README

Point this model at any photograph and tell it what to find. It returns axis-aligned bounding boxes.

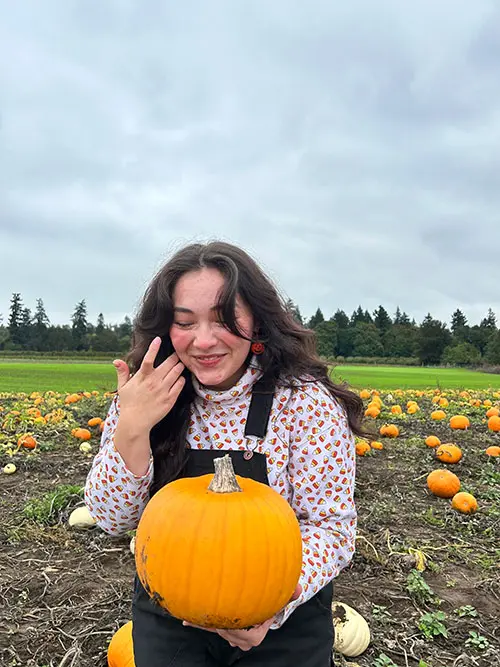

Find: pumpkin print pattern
[84,363,356,628]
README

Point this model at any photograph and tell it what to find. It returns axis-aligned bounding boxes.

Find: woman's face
[170,268,254,390]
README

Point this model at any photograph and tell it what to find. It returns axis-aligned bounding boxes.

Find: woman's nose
[194,324,218,349]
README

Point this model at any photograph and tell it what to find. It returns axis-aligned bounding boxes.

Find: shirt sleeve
[84,394,154,536]
[271,383,357,629]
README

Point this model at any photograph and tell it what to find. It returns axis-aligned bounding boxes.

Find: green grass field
[2,361,500,393]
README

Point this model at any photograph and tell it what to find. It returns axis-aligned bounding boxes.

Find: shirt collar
[192,356,263,405]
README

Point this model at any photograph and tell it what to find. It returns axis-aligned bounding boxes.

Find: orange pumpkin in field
[485,446,500,457]
[435,444,463,464]
[487,415,500,432]
[73,428,92,441]
[485,407,500,418]
[107,620,135,666]
[356,441,371,456]
[88,417,103,427]
[17,434,37,450]
[431,410,447,421]
[451,492,478,514]
[379,424,399,438]
[449,415,470,430]
[425,436,441,448]
[427,469,461,498]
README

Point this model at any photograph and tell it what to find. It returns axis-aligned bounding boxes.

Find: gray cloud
[1,0,500,329]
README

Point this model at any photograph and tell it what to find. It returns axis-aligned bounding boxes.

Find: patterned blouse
[84,362,357,628]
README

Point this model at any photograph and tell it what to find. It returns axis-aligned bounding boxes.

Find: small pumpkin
[3,463,16,475]
[407,403,419,414]
[68,505,97,529]
[73,428,92,441]
[435,444,462,464]
[451,492,478,514]
[487,415,500,432]
[134,454,302,629]
[17,434,37,450]
[356,441,371,456]
[485,407,500,418]
[425,435,441,448]
[379,424,399,438]
[108,620,135,667]
[391,405,402,414]
[449,415,470,430]
[88,417,103,427]
[431,410,447,421]
[332,602,370,657]
[359,390,371,400]
[485,445,500,457]
[427,469,461,498]
[370,441,384,450]
[364,406,380,418]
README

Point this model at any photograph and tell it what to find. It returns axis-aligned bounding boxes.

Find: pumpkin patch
[1,383,499,666]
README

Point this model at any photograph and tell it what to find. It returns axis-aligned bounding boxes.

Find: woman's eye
[174,322,193,328]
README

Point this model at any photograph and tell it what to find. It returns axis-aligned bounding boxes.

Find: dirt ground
[1,402,499,667]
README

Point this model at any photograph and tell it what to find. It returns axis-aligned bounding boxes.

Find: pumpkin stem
[208,455,242,493]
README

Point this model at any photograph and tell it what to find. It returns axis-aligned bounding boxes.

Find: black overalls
[132,379,335,666]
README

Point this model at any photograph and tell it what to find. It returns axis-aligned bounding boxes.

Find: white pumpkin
[332,602,370,657]
[130,535,136,555]
[3,463,16,475]
[68,505,96,529]
[79,442,92,454]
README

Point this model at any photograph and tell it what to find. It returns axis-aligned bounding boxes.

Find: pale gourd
[3,463,16,475]
[332,602,370,657]
[68,505,96,529]
[129,535,136,555]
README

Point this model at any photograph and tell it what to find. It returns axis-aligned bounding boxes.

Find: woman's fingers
[139,336,162,374]
[113,360,131,390]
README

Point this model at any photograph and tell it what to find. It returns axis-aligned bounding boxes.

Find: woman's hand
[113,336,186,434]
[183,584,302,651]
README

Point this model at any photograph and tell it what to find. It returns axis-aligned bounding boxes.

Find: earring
[251,342,265,355]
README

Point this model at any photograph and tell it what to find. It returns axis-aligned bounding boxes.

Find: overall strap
[244,376,276,438]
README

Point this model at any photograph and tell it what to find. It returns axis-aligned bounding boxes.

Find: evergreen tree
[480,308,497,331]
[285,298,304,325]
[373,305,392,333]
[352,322,384,357]
[71,299,89,351]
[96,312,105,334]
[485,330,500,365]
[332,309,349,329]
[314,321,337,358]
[307,308,325,329]
[451,308,468,342]
[417,314,452,365]
[8,293,23,346]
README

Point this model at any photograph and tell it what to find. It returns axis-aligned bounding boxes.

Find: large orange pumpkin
[435,443,463,464]
[487,415,500,432]
[427,469,461,498]
[134,454,302,629]
[73,428,92,441]
[107,620,135,666]
[449,415,470,430]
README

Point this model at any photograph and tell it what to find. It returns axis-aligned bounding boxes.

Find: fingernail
[153,336,161,344]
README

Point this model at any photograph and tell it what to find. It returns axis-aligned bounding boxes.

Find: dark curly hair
[126,241,367,495]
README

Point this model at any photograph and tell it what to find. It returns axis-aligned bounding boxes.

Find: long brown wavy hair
[126,241,367,495]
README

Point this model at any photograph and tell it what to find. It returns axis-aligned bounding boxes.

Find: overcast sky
[2,0,500,328]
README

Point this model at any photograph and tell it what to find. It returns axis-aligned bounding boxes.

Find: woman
[85,241,365,666]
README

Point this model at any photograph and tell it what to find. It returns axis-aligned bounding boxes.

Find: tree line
[285,300,500,367]
[1,293,500,367]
